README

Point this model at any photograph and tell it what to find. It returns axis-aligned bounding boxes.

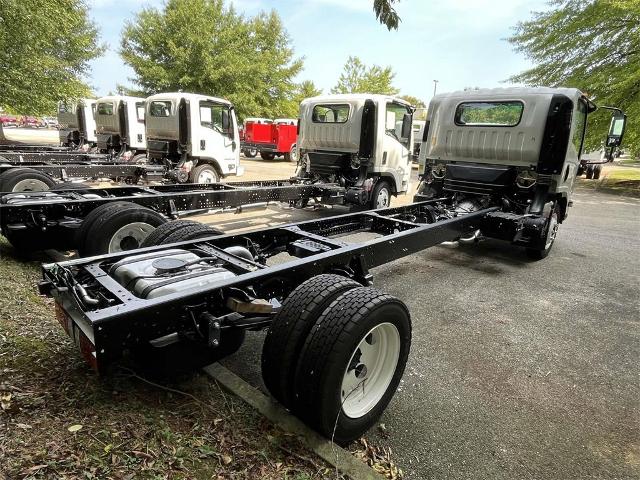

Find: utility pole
[433,80,439,97]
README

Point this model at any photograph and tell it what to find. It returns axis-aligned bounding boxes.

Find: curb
[203,363,386,480]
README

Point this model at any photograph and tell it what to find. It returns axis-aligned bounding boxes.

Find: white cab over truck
[145,92,244,183]
[415,87,627,258]
[94,95,147,160]
[57,99,97,148]
[297,94,414,209]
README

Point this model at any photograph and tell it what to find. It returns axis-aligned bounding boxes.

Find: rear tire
[260,152,276,161]
[0,168,56,192]
[141,220,223,247]
[77,202,168,256]
[262,274,362,409]
[243,148,258,158]
[190,164,220,184]
[593,165,602,180]
[293,287,411,445]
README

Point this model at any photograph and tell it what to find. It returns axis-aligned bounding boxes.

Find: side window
[136,102,145,123]
[312,104,350,123]
[572,100,587,155]
[385,102,411,147]
[455,101,524,126]
[149,101,172,117]
[199,101,230,137]
[97,103,113,115]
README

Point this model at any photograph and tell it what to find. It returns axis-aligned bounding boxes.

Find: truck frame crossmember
[40,199,496,372]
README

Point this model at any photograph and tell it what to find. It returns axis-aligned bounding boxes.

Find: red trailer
[241,118,298,161]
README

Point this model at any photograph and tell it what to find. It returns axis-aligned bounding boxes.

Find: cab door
[378,101,412,193]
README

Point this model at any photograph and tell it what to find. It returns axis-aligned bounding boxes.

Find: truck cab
[415,87,626,258]
[57,98,97,148]
[94,95,147,159]
[297,94,414,208]
[145,92,243,183]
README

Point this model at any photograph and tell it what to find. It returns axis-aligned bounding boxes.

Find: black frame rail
[40,200,497,371]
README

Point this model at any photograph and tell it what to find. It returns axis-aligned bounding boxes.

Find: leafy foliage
[120,0,303,119]
[508,0,640,155]
[0,0,102,115]
[457,102,523,126]
[399,95,426,108]
[331,56,399,95]
[373,0,401,30]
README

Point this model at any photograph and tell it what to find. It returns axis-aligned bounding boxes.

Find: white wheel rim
[197,169,218,183]
[12,178,51,192]
[290,144,297,162]
[545,211,559,250]
[341,322,400,419]
[376,187,390,209]
[108,222,156,253]
[249,148,257,156]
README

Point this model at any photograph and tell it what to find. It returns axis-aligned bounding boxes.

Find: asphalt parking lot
[210,160,640,479]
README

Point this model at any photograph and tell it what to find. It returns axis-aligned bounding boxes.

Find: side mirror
[401,113,413,139]
[222,109,232,134]
[606,112,626,148]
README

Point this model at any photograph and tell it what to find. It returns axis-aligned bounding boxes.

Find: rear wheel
[293,287,411,445]
[593,165,602,180]
[190,164,220,184]
[283,144,297,162]
[243,148,258,158]
[142,220,223,246]
[77,202,168,256]
[262,274,362,409]
[260,152,276,161]
[0,168,56,192]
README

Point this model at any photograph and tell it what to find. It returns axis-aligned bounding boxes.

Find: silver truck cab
[298,94,414,208]
[94,95,147,158]
[415,87,626,258]
[145,92,243,183]
[57,98,97,148]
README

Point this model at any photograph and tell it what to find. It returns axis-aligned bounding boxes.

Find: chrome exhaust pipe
[440,229,481,248]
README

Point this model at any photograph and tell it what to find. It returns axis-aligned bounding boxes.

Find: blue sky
[88,0,547,103]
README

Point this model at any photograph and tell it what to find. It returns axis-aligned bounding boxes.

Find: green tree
[508,0,640,155]
[331,56,399,95]
[120,0,303,119]
[0,0,102,116]
[374,0,401,30]
[279,80,323,118]
[399,95,425,108]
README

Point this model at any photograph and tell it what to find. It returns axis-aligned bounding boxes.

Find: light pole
[433,80,439,97]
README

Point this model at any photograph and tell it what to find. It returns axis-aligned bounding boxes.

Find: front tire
[293,287,411,445]
[370,180,392,209]
[526,203,560,260]
[190,164,220,184]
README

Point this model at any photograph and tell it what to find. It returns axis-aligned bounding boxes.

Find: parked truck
[414,87,626,259]
[94,95,147,160]
[297,94,415,209]
[58,98,98,148]
[145,92,244,183]
[35,87,624,446]
[239,117,272,158]
[241,117,298,161]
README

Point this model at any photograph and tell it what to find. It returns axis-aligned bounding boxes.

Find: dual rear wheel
[262,274,411,445]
